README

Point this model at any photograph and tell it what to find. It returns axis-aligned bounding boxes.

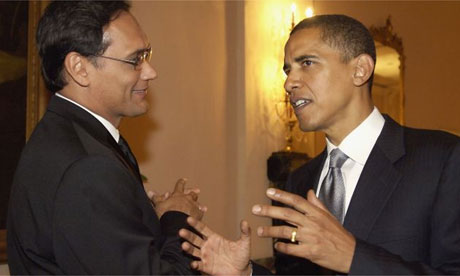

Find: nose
[140,61,157,81]
[284,71,302,96]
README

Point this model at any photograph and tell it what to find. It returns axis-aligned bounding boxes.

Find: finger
[174,178,187,193]
[186,191,198,201]
[184,187,200,195]
[147,190,155,200]
[147,191,165,204]
[265,188,316,215]
[181,241,202,258]
[252,204,306,226]
[256,225,296,241]
[198,205,208,213]
[274,241,303,258]
[155,192,171,203]
[190,260,202,270]
[240,220,251,241]
[186,216,214,238]
[307,189,329,213]
[179,228,205,248]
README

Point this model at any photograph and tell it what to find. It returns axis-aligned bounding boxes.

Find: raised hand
[179,217,252,276]
[151,178,206,219]
[252,188,356,273]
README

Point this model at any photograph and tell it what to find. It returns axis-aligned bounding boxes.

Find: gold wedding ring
[290,229,297,243]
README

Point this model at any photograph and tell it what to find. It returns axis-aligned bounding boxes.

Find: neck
[59,87,121,128]
[326,98,374,146]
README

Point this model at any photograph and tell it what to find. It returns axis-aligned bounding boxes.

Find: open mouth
[132,88,148,94]
[291,98,311,110]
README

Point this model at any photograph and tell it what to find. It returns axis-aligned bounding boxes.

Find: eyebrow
[294,54,318,63]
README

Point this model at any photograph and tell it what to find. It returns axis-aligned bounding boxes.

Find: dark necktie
[318,148,348,223]
[118,135,140,175]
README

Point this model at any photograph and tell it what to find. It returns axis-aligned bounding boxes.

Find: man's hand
[252,188,356,273]
[149,178,206,219]
[179,217,252,276]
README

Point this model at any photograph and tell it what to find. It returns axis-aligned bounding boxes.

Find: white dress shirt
[55,93,120,143]
[315,107,385,215]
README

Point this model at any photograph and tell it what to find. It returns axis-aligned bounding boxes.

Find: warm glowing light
[305,7,314,18]
[290,3,297,29]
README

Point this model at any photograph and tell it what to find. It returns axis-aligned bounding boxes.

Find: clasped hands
[180,188,356,275]
[147,178,207,220]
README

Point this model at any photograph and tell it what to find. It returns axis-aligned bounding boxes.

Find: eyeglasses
[94,46,152,70]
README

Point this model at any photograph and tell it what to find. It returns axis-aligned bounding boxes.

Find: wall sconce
[306,7,314,18]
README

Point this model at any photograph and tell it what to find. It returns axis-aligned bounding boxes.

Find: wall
[124,0,240,245]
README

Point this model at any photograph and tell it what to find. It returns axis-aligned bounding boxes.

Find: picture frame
[0,0,49,264]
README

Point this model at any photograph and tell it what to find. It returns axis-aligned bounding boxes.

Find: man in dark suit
[178,14,460,275]
[7,1,204,274]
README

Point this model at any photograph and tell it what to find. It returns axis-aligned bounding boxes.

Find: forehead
[103,11,149,53]
[284,27,337,60]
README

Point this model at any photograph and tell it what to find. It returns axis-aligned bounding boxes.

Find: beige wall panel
[125,1,239,245]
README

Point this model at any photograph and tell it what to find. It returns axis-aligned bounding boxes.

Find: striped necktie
[118,135,140,176]
[318,148,348,223]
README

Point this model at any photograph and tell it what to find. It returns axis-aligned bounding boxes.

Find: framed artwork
[0,1,49,263]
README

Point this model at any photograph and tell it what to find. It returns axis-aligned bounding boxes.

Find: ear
[63,52,90,87]
[352,54,374,87]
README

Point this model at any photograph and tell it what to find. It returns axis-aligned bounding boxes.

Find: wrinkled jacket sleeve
[53,155,197,275]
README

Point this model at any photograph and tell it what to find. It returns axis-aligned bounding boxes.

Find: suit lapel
[48,95,142,183]
[311,150,327,194]
[343,116,405,240]
[288,150,326,198]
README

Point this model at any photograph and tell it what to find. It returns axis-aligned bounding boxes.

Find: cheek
[312,72,346,103]
[107,68,139,85]
[125,75,142,91]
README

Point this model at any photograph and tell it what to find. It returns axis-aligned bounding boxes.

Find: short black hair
[291,14,376,89]
[37,0,131,93]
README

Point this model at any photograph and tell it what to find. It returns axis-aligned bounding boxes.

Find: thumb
[147,190,155,200]
[174,178,187,193]
[148,191,169,204]
[307,189,329,212]
[239,220,251,242]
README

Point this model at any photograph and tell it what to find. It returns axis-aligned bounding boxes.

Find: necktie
[118,135,140,175]
[318,148,348,223]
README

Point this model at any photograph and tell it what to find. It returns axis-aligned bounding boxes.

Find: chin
[136,108,149,116]
[298,121,318,133]
[128,106,149,118]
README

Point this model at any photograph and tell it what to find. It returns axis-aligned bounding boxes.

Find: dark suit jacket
[267,115,460,275]
[7,96,196,275]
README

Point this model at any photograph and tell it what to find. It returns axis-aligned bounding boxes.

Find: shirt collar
[55,93,120,142]
[326,107,385,165]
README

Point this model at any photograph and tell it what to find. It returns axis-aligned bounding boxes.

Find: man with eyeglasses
[7,1,203,275]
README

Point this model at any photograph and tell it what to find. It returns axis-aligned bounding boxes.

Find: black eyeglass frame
[94,46,152,69]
